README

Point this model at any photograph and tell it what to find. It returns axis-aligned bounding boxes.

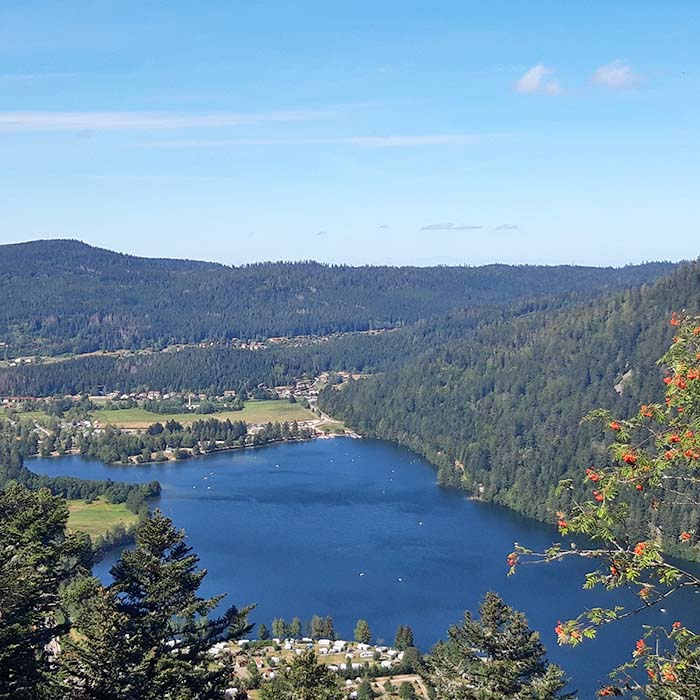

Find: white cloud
[495,224,519,231]
[420,223,482,231]
[138,134,486,149]
[593,60,638,88]
[515,64,561,94]
[0,110,329,132]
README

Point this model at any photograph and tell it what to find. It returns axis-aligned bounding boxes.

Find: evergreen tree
[356,678,376,699]
[354,619,372,644]
[310,615,325,639]
[289,616,302,638]
[258,623,270,640]
[394,624,404,649]
[58,511,252,699]
[0,485,89,700]
[259,650,342,700]
[272,618,287,639]
[394,624,414,651]
[397,646,420,674]
[58,577,139,699]
[383,679,397,694]
[398,682,418,700]
[323,615,335,640]
[245,660,262,690]
[424,592,574,700]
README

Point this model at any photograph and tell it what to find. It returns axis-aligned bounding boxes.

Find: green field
[0,408,52,423]
[67,498,138,538]
[317,419,347,434]
[91,400,315,429]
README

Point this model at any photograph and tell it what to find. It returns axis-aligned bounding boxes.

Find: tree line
[0,238,673,357]
[0,420,158,513]
[260,615,413,649]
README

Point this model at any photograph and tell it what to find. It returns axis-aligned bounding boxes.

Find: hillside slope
[0,239,677,356]
[319,261,700,542]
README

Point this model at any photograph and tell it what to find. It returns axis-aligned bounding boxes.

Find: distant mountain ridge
[0,239,680,357]
[0,239,223,271]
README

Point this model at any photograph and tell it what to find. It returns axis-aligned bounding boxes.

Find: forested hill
[0,239,677,357]
[318,261,700,543]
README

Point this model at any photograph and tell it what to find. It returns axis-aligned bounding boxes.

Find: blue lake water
[31,438,700,697]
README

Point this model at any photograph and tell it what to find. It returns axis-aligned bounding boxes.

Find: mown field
[66,497,138,538]
[90,400,316,429]
[0,408,51,423]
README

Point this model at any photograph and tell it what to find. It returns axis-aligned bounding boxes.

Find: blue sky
[1,1,698,266]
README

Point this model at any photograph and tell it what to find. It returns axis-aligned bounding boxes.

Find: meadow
[66,497,138,538]
[89,400,316,429]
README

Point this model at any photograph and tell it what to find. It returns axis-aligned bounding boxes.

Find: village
[0,371,365,466]
[211,636,428,699]
[0,368,366,416]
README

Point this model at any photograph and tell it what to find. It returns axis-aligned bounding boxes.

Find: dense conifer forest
[0,239,676,356]
[318,261,700,550]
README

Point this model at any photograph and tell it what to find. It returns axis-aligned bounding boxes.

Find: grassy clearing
[67,497,138,538]
[235,400,316,424]
[0,408,51,423]
[90,400,315,429]
[89,407,163,428]
[317,419,347,434]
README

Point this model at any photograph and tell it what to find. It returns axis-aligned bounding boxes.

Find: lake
[31,438,700,697]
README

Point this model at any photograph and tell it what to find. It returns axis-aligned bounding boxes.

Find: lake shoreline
[29,428,363,468]
[30,438,700,700]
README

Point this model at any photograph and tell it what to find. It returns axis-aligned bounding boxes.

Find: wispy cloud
[138,134,485,149]
[593,60,639,88]
[378,224,389,229]
[315,230,327,237]
[420,223,482,231]
[0,72,78,82]
[495,224,519,231]
[339,135,482,147]
[0,110,330,133]
[515,64,561,94]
